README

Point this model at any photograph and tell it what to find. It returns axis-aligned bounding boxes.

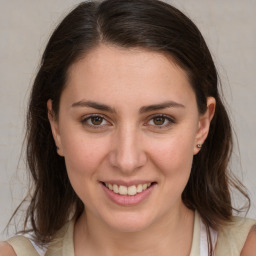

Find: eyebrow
[71,100,185,113]
[139,101,185,113]
[71,100,116,113]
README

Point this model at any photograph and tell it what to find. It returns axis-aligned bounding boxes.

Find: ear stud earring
[196,144,202,148]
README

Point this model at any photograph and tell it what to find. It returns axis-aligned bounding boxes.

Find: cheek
[146,130,196,195]
[60,132,110,206]
[149,134,195,171]
[61,131,108,177]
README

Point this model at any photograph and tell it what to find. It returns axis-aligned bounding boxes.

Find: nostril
[108,139,147,172]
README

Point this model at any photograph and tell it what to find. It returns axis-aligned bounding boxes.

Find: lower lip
[101,183,156,206]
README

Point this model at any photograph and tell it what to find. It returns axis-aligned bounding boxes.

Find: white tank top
[24,236,47,256]
[25,217,218,256]
[199,217,218,255]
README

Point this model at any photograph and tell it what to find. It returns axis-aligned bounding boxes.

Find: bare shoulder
[0,242,17,256]
[241,225,256,256]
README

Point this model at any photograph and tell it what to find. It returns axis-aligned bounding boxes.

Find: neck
[74,204,194,256]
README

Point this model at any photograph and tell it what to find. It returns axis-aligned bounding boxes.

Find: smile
[101,181,156,206]
[104,182,152,196]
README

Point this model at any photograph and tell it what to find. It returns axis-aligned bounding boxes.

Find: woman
[1,0,255,255]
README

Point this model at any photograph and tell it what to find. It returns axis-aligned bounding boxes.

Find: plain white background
[0,0,255,240]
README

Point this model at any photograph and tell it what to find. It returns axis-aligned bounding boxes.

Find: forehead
[63,44,196,108]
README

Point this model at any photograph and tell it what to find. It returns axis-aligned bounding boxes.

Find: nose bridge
[109,123,146,173]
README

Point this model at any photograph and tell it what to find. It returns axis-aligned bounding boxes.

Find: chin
[102,212,155,233]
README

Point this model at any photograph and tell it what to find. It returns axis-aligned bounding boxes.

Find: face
[48,44,215,232]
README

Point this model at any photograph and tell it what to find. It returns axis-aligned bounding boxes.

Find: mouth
[101,182,157,196]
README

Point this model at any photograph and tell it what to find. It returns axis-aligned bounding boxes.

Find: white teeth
[128,185,137,196]
[142,184,148,190]
[119,185,128,195]
[137,184,143,193]
[113,184,118,193]
[105,182,152,196]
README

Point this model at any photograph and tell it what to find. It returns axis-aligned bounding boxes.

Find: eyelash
[81,114,110,129]
[81,114,175,129]
[146,114,175,129]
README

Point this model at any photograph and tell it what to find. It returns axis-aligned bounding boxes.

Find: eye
[151,116,166,125]
[147,115,175,128]
[81,114,110,128]
[90,116,104,125]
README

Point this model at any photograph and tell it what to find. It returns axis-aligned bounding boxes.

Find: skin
[48,44,215,255]
[2,231,256,256]
[241,226,256,256]
[0,242,16,255]
[1,44,255,255]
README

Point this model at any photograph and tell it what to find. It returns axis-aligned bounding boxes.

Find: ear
[47,99,64,156]
[193,97,216,155]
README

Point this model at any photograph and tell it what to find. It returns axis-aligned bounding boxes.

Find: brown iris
[91,116,103,125]
[153,116,165,125]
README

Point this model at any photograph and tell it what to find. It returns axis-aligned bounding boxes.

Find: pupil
[92,116,103,125]
[154,117,165,125]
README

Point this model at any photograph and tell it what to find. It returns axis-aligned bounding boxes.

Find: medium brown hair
[11,0,249,253]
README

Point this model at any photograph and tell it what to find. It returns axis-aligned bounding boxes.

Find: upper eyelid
[80,113,175,126]
[145,115,176,130]
[81,114,111,126]
[146,114,175,122]
[82,113,108,120]
[81,113,174,119]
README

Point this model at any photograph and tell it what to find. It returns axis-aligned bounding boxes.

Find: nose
[108,125,147,174]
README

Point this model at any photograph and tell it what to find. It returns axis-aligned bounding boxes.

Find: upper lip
[101,180,156,187]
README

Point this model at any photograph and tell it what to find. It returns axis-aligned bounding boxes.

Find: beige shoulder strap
[6,219,75,256]
[215,217,256,255]
[190,210,200,256]
[45,219,75,256]
[7,235,39,256]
